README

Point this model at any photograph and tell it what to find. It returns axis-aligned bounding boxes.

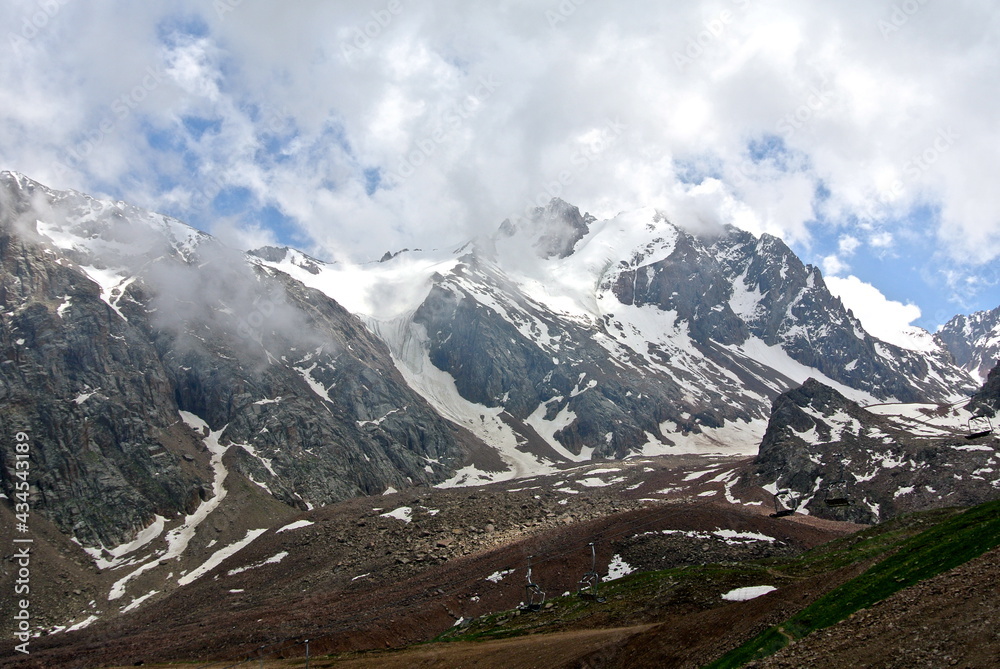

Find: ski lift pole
[524,555,546,611]
[578,542,605,602]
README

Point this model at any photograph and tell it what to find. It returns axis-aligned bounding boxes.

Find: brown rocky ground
[0,454,858,668]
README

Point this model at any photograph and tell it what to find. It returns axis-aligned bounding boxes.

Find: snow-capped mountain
[0,172,988,559]
[258,199,979,485]
[937,306,1000,383]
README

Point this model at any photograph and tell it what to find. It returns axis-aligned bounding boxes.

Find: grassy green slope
[707,498,1000,668]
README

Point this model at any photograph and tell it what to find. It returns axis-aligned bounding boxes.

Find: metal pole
[305,639,310,669]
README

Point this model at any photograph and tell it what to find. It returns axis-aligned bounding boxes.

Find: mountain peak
[497,197,594,259]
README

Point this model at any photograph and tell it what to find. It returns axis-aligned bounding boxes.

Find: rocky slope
[748,370,1000,523]
[746,545,1000,669]
[0,457,855,668]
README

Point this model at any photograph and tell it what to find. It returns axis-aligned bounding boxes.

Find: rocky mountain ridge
[260,199,980,483]
[937,305,1000,382]
[749,368,1000,524]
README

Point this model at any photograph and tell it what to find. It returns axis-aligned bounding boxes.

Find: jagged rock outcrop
[750,378,999,524]
[937,307,1000,382]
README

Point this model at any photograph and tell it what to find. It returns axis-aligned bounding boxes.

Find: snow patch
[381,506,414,523]
[276,519,314,533]
[722,585,777,601]
[605,554,635,581]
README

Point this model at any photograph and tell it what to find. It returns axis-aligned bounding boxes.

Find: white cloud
[0,0,997,297]
[826,275,934,351]
[869,230,894,249]
[838,235,860,256]
[822,254,850,277]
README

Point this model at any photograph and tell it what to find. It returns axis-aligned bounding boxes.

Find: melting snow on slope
[227,551,289,576]
[76,266,136,321]
[65,616,99,632]
[108,412,231,601]
[486,569,515,583]
[605,554,635,581]
[866,402,972,437]
[381,506,414,523]
[575,476,626,487]
[526,397,592,463]
[734,338,884,405]
[722,585,777,601]
[80,514,166,570]
[120,590,159,614]
[664,418,768,457]
[367,317,557,482]
[276,519,314,533]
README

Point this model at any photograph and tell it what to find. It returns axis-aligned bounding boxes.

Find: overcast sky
[2,0,998,340]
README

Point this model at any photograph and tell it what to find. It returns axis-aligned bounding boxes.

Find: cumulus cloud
[0,0,997,312]
[822,254,850,277]
[826,275,927,349]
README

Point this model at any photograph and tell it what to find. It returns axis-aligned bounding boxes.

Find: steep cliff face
[967,361,1000,417]
[0,205,205,546]
[0,172,488,547]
